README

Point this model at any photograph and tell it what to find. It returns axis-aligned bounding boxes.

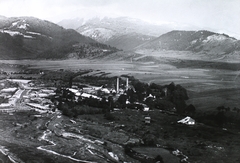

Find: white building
[177,116,195,125]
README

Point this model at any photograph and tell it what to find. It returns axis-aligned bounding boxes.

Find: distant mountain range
[136,30,240,55]
[0,15,239,60]
[59,17,175,50]
[58,17,240,56]
[0,16,117,59]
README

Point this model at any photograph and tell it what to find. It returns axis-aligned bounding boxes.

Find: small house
[177,116,195,125]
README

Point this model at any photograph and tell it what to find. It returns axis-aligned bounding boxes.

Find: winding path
[37,130,97,163]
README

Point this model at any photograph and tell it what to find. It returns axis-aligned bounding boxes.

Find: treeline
[73,43,118,58]
[195,105,240,128]
[54,88,114,118]
[90,42,118,51]
[117,80,194,114]
[38,43,75,59]
[74,75,122,88]
[37,42,119,59]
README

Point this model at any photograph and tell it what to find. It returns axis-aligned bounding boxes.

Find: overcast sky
[0,0,240,38]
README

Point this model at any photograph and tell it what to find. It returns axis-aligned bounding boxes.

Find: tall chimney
[116,77,119,93]
[163,88,168,97]
[126,78,129,90]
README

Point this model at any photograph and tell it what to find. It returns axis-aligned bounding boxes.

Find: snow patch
[81,28,116,42]
[27,31,41,35]
[11,20,29,30]
[18,23,29,30]
[0,30,34,38]
[23,35,34,38]
[203,34,228,43]
[0,30,21,36]
[11,21,21,27]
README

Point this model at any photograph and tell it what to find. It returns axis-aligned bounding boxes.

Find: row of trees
[54,88,114,117]
[70,43,118,58]
[117,80,193,114]
[196,106,240,127]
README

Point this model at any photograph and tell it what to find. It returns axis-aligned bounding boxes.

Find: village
[0,61,194,123]
[0,73,197,126]
[0,73,199,162]
[0,74,198,162]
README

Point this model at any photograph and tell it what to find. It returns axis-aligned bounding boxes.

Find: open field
[1,57,239,111]
[135,49,240,63]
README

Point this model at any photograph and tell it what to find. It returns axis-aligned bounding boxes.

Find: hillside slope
[0,16,117,59]
[136,30,240,56]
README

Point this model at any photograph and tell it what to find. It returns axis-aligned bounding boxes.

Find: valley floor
[1,56,239,111]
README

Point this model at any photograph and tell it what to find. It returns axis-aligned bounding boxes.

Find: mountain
[0,15,7,20]
[58,18,85,30]
[0,16,117,59]
[136,30,240,55]
[62,17,176,50]
[105,32,155,51]
[76,17,171,36]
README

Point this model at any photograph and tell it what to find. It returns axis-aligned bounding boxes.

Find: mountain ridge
[136,30,240,56]
[0,16,118,59]
[1,16,239,61]
[60,17,176,50]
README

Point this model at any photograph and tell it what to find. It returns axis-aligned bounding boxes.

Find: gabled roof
[178,116,195,125]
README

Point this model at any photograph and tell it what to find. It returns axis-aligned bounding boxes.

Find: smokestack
[126,78,129,90]
[116,77,119,93]
[163,88,168,97]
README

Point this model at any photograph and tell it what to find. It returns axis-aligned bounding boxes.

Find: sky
[0,0,240,38]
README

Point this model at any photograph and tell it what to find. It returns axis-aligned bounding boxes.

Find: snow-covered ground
[0,30,21,36]
[0,30,35,39]
[11,20,29,30]
[27,31,41,35]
